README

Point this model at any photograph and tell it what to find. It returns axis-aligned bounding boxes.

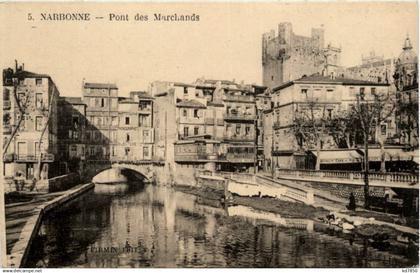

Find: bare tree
[2,78,31,160]
[31,90,56,190]
[349,90,396,209]
[289,101,330,170]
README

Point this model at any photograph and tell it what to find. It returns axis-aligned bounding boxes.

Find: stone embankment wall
[3,173,81,193]
[306,181,385,203]
[39,173,81,193]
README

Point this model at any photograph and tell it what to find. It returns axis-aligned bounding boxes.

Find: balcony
[15,153,55,162]
[175,153,222,162]
[224,94,255,103]
[3,100,10,110]
[224,134,255,142]
[224,113,256,121]
[3,125,11,134]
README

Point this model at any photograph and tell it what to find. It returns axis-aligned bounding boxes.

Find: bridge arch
[87,162,156,183]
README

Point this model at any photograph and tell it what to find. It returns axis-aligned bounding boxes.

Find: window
[139,101,149,110]
[35,78,42,85]
[90,146,95,156]
[371,87,376,95]
[235,125,241,135]
[86,131,91,141]
[183,109,188,117]
[126,133,130,142]
[35,93,43,108]
[101,98,105,107]
[381,125,387,136]
[194,109,199,118]
[73,131,79,140]
[359,87,365,99]
[143,130,149,140]
[301,89,307,94]
[143,147,149,158]
[271,75,274,81]
[125,147,130,156]
[184,87,188,95]
[72,116,79,128]
[184,127,189,137]
[35,116,43,131]
[327,89,333,92]
[125,116,130,125]
[3,88,10,101]
[327,109,333,119]
[245,126,251,135]
[194,127,199,135]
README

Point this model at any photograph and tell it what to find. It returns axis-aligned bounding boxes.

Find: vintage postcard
[0,1,418,269]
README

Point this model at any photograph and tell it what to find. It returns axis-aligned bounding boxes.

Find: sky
[0,2,418,97]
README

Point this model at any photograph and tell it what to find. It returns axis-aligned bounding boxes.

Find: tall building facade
[262,22,342,89]
[57,97,87,174]
[345,51,396,85]
[82,82,119,161]
[2,64,60,181]
[269,74,391,169]
[151,78,259,181]
[115,91,154,161]
[393,36,418,147]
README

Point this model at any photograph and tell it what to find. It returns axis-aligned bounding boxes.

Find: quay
[196,170,419,236]
[5,183,94,268]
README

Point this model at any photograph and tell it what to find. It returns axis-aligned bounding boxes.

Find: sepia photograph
[0,1,418,269]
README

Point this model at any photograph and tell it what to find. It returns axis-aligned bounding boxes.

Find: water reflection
[26,183,417,268]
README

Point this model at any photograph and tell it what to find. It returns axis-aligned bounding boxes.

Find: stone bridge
[82,160,167,183]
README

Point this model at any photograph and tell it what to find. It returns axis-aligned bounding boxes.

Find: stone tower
[262,22,341,89]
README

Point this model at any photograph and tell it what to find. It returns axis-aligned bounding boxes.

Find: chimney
[22,63,24,71]
[14,60,18,72]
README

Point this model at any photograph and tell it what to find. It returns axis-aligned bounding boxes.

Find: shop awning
[366,148,418,162]
[311,150,362,164]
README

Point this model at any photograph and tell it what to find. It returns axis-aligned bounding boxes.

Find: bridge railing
[275,168,419,185]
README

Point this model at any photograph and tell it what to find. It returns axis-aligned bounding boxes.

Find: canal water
[26,182,417,268]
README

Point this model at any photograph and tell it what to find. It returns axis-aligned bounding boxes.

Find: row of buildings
[2,22,418,182]
[261,22,418,172]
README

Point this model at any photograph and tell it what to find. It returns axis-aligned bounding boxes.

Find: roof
[118,97,137,104]
[176,99,206,108]
[13,70,51,79]
[203,79,238,85]
[130,91,154,100]
[84,82,118,89]
[59,96,85,105]
[273,73,389,92]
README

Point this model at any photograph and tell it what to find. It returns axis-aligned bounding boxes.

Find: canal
[26,182,417,268]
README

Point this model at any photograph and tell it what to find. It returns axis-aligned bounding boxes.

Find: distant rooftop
[273,73,390,92]
[130,91,154,100]
[84,82,118,89]
[59,96,85,105]
[176,99,206,108]
[13,70,51,79]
